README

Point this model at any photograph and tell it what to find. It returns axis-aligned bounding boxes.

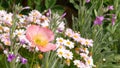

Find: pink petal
[38,43,56,52]
[38,27,54,41]
[26,25,39,40]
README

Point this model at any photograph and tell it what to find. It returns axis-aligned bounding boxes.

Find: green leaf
[52,5,64,15]
[0,54,3,60]
[69,0,79,9]
[45,0,56,9]
[0,6,4,10]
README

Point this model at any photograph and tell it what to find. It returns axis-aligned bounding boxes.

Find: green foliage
[45,0,56,9]
[0,0,120,68]
[70,0,120,68]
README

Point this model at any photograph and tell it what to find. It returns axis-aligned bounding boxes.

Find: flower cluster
[0,10,56,64]
[0,9,93,68]
[4,49,27,64]
[94,5,116,26]
[0,9,66,66]
[56,28,94,67]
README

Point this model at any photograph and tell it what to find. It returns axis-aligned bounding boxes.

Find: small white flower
[18,15,27,24]
[80,53,88,59]
[40,21,49,27]
[2,27,9,32]
[63,50,73,60]
[103,58,106,61]
[78,37,85,44]
[56,43,66,49]
[14,29,25,37]
[73,60,81,68]
[16,56,20,62]
[65,28,74,37]
[22,44,27,48]
[85,56,94,66]
[56,37,65,45]
[3,13,13,26]
[18,35,30,44]
[1,33,11,45]
[72,32,80,41]
[3,49,8,55]
[57,48,65,58]
[80,48,89,54]
[29,10,42,18]
[81,39,93,47]
[0,10,7,17]
[64,39,74,49]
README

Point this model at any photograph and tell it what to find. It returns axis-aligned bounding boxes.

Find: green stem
[45,52,50,68]
[30,51,36,68]
[4,56,9,68]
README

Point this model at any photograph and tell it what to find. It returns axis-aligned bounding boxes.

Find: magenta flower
[22,6,30,10]
[20,57,27,64]
[94,16,104,25]
[111,14,116,25]
[7,54,15,62]
[46,9,51,16]
[61,13,66,18]
[26,25,56,52]
[107,5,114,10]
[86,0,90,3]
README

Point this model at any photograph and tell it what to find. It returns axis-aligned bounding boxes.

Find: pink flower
[86,0,90,3]
[111,14,116,25]
[26,25,56,52]
[107,5,114,10]
[94,16,104,25]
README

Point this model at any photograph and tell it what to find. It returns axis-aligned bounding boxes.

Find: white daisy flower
[14,29,25,37]
[73,60,81,68]
[56,37,65,45]
[65,28,74,37]
[80,48,89,55]
[85,56,94,66]
[72,32,80,42]
[80,53,88,59]
[57,48,65,58]
[81,39,93,47]
[3,27,10,32]
[64,39,74,49]
[63,50,73,60]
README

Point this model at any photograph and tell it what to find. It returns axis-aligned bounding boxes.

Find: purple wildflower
[94,16,104,25]
[20,57,27,64]
[22,6,30,10]
[86,0,90,3]
[111,14,116,25]
[20,39,26,44]
[46,9,51,16]
[57,28,63,33]
[107,5,114,10]
[61,13,66,18]
[7,54,15,62]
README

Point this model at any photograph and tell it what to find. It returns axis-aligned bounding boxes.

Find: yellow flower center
[67,33,71,37]
[59,51,63,55]
[85,41,89,45]
[59,39,63,43]
[34,36,48,47]
[66,53,70,56]
[73,35,78,38]
[0,26,3,30]
[87,60,91,64]
[66,41,71,45]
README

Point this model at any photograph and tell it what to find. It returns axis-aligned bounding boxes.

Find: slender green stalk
[30,51,36,68]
